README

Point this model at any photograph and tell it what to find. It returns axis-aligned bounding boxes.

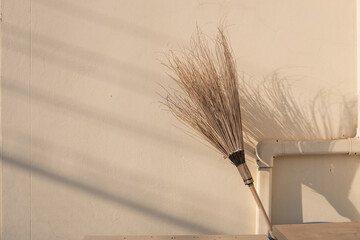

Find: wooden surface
[273,222,360,240]
[83,235,268,240]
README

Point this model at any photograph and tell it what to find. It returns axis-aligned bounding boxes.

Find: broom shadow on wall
[238,72,360,223]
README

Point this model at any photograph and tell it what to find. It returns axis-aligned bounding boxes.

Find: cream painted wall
[272,155,360,225]
[1,0,358,240]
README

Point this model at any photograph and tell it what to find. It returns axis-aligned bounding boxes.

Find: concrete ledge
[83,235,268,240]
[273,222,360,240]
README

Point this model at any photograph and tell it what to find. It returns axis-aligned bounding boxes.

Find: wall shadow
[2,77,209,158]
[2,23,161,97]
[272,155,360,224]
[2,71,238,234]
[1,150,221,234]
[239,72,356,154]
[34,0,176,46]
[1,19,239,234]
[5,129,240,228]
[238,72,360,223]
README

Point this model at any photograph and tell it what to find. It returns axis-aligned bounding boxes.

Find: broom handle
[232,154,276,238]
[248,183,275,239]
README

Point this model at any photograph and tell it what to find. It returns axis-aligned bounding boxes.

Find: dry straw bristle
[163,27,244,156]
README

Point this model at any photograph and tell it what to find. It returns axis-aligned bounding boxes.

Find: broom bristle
[163,27,244,157]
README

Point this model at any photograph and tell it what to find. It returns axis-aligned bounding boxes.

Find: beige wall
[1,0,359,240]
[272,155,360,225]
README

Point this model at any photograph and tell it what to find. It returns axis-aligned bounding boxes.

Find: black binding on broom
[162,27,276,239]
[228,150,245,166]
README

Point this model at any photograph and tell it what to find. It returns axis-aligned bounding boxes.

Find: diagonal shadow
[3,23,161,97]
[6,129,242,225]
[272,155,360,224]
[1,151,221,234]
[34,0,176,46]
[238,72,360,223]
[2,77,210,158]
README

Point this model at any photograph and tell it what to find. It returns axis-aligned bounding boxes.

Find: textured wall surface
[1,0,359,240]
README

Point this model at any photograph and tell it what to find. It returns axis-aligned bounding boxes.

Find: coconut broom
[162,27,275,239]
